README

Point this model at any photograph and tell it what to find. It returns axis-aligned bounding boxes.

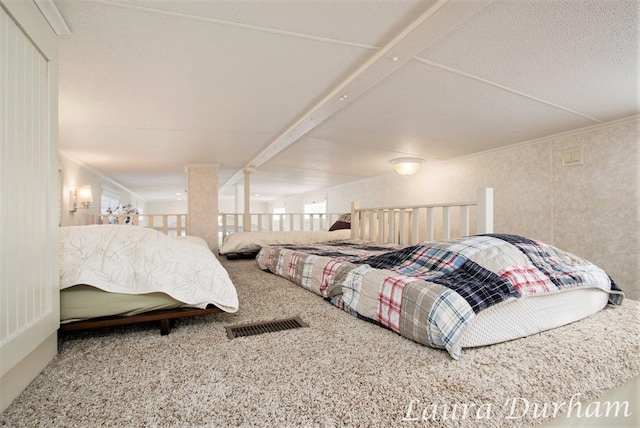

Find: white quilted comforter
[59,225,239,312]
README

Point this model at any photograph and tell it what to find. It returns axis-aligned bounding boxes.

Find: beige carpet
[2,259,639,427]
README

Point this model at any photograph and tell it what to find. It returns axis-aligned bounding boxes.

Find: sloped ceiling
[54,0,640,203]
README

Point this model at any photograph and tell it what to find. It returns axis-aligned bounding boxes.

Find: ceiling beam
[34,0,71,36]
[219,0,491,194]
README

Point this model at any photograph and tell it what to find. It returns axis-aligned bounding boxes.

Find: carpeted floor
[1,258,639,427]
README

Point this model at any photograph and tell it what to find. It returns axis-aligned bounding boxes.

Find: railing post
[368,210,377,242]
[442,206,451,240]
[176,215,182,236]
[399,208,407,245]
[351,201,360,240]
[426,207,434,241]
[460,206,469,237]
[411,208,420,244]
[221,215,227,241]
[389,210,396,244]
[477,187,494,234]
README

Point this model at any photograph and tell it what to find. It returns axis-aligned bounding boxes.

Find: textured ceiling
[54,0,640,202]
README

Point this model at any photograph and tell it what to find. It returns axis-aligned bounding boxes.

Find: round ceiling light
[389,157,425,176]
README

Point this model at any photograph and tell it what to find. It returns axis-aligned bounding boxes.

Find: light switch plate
[563,147,583,167]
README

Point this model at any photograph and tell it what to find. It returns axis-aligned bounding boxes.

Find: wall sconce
[390,157,425,176]
[70,185,93,212]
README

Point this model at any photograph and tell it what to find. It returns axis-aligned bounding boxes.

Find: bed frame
[59,306,224,336]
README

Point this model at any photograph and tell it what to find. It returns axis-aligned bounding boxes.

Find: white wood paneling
[0,0,59,412]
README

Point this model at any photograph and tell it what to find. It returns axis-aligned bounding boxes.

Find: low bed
[219,213,352,258]
[219,229,351,258]
[256,189,623,359]
[59,225,239,334]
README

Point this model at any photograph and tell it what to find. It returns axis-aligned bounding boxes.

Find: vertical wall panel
[0,5,54,358]
[1,0,59,411]
[0,8,7,341]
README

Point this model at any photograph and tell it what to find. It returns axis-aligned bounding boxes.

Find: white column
[243,166,255,232]
[185,164,219,251]
[234,184,244,213]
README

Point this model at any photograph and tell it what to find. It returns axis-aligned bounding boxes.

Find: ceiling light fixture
[390,157,425,176]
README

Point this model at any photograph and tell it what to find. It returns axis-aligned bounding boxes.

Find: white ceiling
[53,0,640,203]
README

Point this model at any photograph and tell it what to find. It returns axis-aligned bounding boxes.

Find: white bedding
[219,229,352,255]
[59,225,239,312]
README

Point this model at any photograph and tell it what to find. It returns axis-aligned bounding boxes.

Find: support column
[243,166,256,232]
[234,184,244,213]
[185,164,219,251]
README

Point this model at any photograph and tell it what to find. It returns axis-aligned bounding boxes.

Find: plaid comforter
[256,234,623,359]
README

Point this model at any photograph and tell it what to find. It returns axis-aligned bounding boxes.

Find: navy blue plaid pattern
[431,259,518,313]
[360,245,465,278]
[358,245,423,269]
[359,241,518,314]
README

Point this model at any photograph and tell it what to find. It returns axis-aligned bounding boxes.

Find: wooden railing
[90,187,493,246]
[218,212,344,243]
[92,214,188,236]
[351,187,494,245]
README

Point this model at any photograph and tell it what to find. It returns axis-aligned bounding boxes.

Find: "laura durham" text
[402,394,631,422]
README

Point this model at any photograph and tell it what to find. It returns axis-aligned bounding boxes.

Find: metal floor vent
[226,316,308,339]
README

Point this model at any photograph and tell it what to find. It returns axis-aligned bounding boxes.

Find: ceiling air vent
[225,316,308,339]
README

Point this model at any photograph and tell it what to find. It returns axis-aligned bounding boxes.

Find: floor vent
[226,316,308,339]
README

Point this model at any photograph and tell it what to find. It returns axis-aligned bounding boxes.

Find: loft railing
[92,214,188,236]
[350,187,494,245]
[218,212,344,243]
[89,187,493,246]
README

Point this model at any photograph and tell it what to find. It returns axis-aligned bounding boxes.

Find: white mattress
[458,287,610,348]
[60,285,183,323]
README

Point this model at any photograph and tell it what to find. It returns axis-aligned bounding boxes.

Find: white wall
[59,152,145,226]
[219,195,267,213]
[145,199,187,214]
[266,191,330,214]
[273,117,640,300]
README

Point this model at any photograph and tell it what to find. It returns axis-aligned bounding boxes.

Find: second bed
[257,235,622,359]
